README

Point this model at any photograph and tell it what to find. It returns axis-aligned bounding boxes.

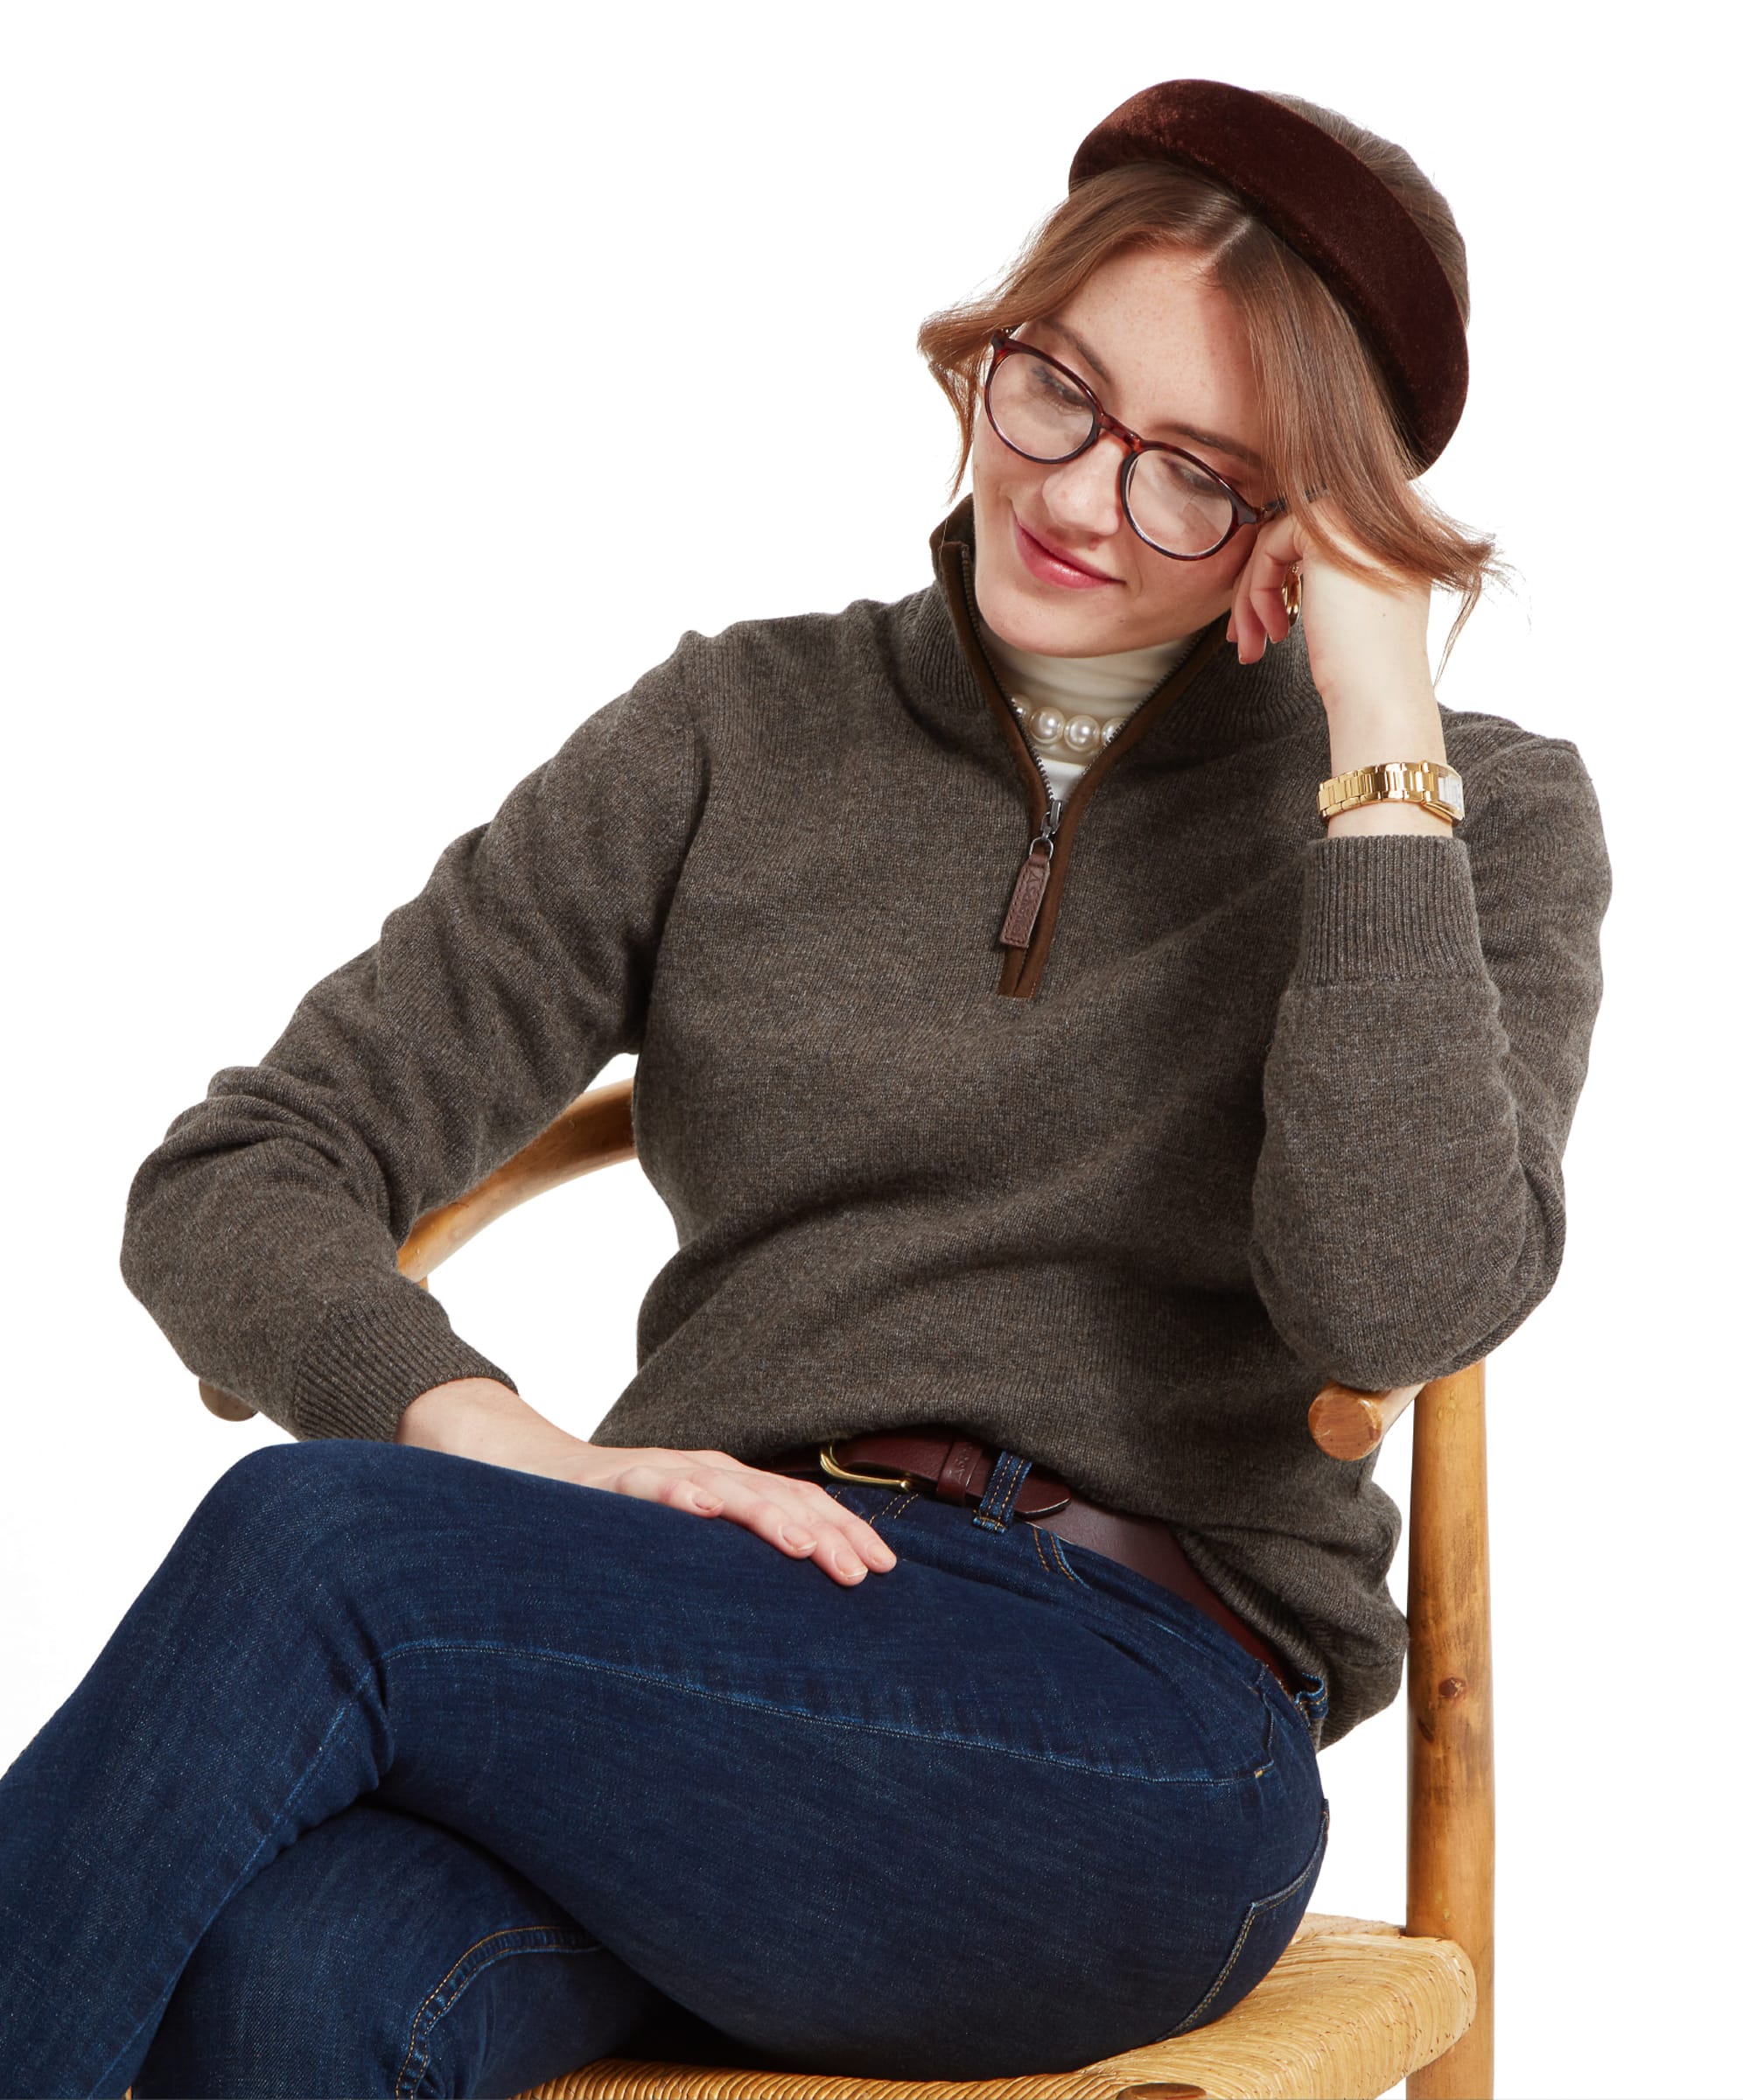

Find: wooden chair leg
[1404,1361,1494,2099]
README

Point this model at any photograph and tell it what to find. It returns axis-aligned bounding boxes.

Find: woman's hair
[917,91,1509,668]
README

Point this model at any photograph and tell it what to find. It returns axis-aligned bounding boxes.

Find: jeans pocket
[1026,1519,1087,1588]
[1162,1797,1331,2039]
[820,1480,916,1529]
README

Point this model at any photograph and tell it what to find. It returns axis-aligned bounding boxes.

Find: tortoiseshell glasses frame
[984,326,1289,560]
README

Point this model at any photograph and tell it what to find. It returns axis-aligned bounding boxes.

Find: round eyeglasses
[983,328,1286,560]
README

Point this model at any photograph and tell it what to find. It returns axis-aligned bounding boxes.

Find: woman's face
[969,242,1275,656]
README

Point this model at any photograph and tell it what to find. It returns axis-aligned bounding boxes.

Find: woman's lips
[1012,511,1119,591]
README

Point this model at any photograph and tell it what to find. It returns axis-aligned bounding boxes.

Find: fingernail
[780,1527,816,1550]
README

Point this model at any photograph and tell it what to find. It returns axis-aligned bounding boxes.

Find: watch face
[1445,776,1466,818]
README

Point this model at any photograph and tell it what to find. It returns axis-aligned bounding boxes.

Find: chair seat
[508,1912,1478,2100]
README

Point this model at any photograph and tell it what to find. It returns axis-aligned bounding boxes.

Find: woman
[0,79,1609,2097]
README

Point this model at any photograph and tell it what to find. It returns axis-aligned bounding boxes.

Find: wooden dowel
[396,1077,636,1281]
[1404,1359,1494,2100]
[1308,1379,1425,1460]
[198,1379,257,1421]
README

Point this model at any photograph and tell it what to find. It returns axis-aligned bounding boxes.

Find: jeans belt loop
[970,1448,1032,1533]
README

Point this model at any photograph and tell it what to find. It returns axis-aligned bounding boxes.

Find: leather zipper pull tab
[999,842,1052,948]
[999,794,1060,950]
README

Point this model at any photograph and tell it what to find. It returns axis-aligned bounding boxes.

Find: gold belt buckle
[817,1441,922,1493]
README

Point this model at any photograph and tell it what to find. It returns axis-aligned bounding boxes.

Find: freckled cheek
[970,441,1051,565]
[1130,536,1245,625]
[973,432,1033,514]
[970,411,1000,479]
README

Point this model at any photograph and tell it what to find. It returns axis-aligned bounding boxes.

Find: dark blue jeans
[0,1438,1329,2096]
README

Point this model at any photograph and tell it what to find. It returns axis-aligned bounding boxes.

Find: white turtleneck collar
[974,613,1198,806]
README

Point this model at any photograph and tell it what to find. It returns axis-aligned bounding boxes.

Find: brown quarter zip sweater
[119,494,1612,1747]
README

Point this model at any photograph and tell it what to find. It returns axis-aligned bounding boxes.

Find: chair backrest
[196,1074,1493,2098]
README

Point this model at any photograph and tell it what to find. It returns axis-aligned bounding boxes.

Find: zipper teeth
[983,638,1158,819]
[960,554,1178,993]
[963,591,1058,831]
[968,586,1165,824]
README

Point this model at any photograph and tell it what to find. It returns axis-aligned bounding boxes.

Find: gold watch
[1317,760,1464,825]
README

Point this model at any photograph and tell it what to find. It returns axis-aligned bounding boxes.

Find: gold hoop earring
[1283,564,1303,627]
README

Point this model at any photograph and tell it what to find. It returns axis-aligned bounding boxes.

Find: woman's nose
[1042,436,1126,538]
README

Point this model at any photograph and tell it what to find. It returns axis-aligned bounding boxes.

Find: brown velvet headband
[1068,79,1467,472]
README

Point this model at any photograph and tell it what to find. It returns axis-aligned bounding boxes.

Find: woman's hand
[396,1378,898,1586]
[1224,498,1452,836]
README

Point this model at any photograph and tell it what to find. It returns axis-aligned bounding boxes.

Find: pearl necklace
[1006,695,1130,755]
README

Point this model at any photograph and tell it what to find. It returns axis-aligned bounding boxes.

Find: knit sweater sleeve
[119,638,708,1444]
[1248,735,1611,1390]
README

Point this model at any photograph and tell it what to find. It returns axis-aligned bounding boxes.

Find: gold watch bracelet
[1317,760,1464,826]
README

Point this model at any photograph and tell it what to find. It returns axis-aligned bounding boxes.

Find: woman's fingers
[1226,542,1279,663]
[1228,502,1385,664]
[606,1456,898,1586]
[696,1469,900,1585]
[1228,526,1299,661]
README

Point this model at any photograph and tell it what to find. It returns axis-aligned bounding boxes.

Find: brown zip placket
[938,537,1225,999]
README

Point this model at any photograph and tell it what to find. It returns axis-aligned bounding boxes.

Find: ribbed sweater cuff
[1294,834,1488,986]
[290,1284,520,1444]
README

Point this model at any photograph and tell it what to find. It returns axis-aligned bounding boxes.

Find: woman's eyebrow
[1039,317,1265,473]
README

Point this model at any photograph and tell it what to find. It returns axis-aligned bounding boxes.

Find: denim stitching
[978,1450,1016,1530]
[382,1637,1275,1788]
[970,1449,1013,1531]
[825,1485,906,1525]
[395,1925,601,2096]
[1292,1675,1331,1728]
[972,1449,1031,1531]
[1162,1800,1330,2037]
[993,1452,1029,1522]
[1250,1654,1326,1747]
[1046,1550,1306,1684]
[91,1662,398,2094]
[1030,1524,1082,1585]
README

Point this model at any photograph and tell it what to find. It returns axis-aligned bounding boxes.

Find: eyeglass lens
[986,346,1236,557]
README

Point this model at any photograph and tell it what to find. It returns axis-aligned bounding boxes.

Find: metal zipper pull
[998,790,1060,950]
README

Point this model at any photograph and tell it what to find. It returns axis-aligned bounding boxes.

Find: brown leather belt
[765,1425,1301,1699]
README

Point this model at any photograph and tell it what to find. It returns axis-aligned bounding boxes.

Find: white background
[1,7,1732,2096]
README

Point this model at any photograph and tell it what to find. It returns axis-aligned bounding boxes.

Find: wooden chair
[196,1078,1494,2100]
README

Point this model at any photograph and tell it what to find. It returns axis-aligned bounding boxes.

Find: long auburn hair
[915,92,1509,672]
